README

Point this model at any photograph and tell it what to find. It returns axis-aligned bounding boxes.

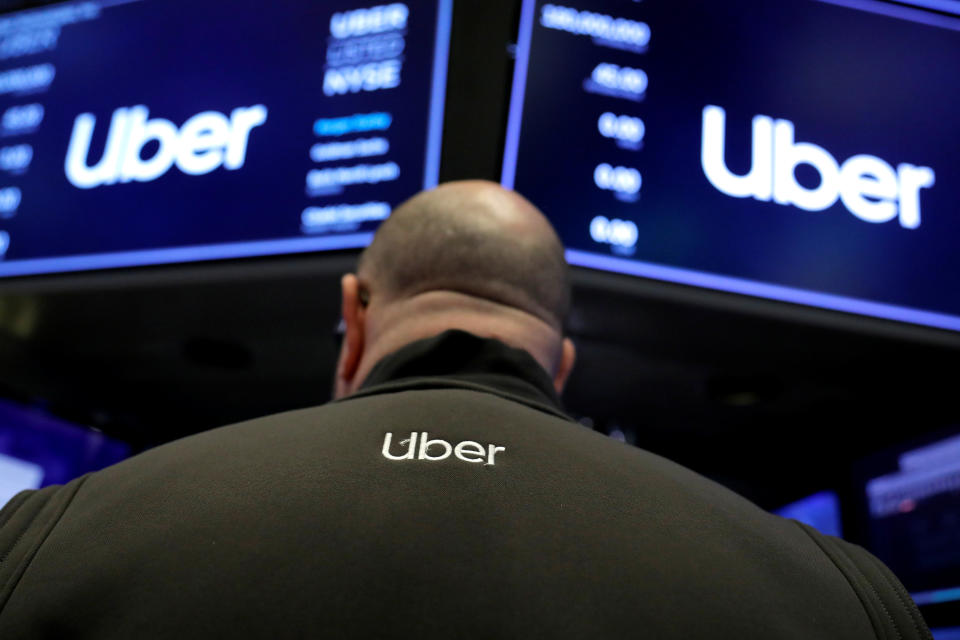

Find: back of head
[334,180,575,398]
[358,180,569,330]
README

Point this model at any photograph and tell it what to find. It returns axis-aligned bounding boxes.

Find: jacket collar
[344,330,572,421]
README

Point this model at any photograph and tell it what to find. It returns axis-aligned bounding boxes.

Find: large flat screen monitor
[503,0,960,332]
[0,0,452,277]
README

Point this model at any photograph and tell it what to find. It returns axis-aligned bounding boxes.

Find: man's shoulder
[0,385,932,639]
[0,476,89,611]
[793,523,933,640]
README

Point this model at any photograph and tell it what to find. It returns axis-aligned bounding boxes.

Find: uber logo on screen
[65,105,268,189]
[701,105,935,229]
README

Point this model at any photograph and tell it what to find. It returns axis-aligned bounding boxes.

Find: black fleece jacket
[0,330,931,639]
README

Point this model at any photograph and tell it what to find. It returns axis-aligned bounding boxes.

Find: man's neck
[351,291,563,396]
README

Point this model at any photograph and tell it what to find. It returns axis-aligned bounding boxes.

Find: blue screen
[0,398,129,507]
[0,0,452,277]
[503,0,960,332]
[774,490,843,538]
[864,431,960,605]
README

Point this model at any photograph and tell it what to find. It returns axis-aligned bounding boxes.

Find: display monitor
[862,430,960,608]
[0,398,129,507]
[0,0,452,277]
[503,0,960,332]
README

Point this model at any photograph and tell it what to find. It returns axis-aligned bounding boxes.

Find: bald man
[0,182,928,639]
[335,180,575,400]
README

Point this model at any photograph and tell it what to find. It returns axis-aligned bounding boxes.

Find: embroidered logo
[381,432,505,466]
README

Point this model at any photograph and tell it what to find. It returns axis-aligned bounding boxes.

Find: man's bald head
[335,180,576,399]
[358,180,569,330]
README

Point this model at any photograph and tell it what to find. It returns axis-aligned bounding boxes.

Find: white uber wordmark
[65,105,268,189]
[701,105,935,229]
[324,3,408,97]
[382,432,505,466]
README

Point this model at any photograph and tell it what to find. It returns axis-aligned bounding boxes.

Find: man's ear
[334,273,366,399]
[552,337,576,394]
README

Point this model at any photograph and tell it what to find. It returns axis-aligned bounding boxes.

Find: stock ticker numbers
[539,3,649,254]
[0,4,93,258]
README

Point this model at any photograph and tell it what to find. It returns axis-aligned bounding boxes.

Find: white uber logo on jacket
[381,432,505,466]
